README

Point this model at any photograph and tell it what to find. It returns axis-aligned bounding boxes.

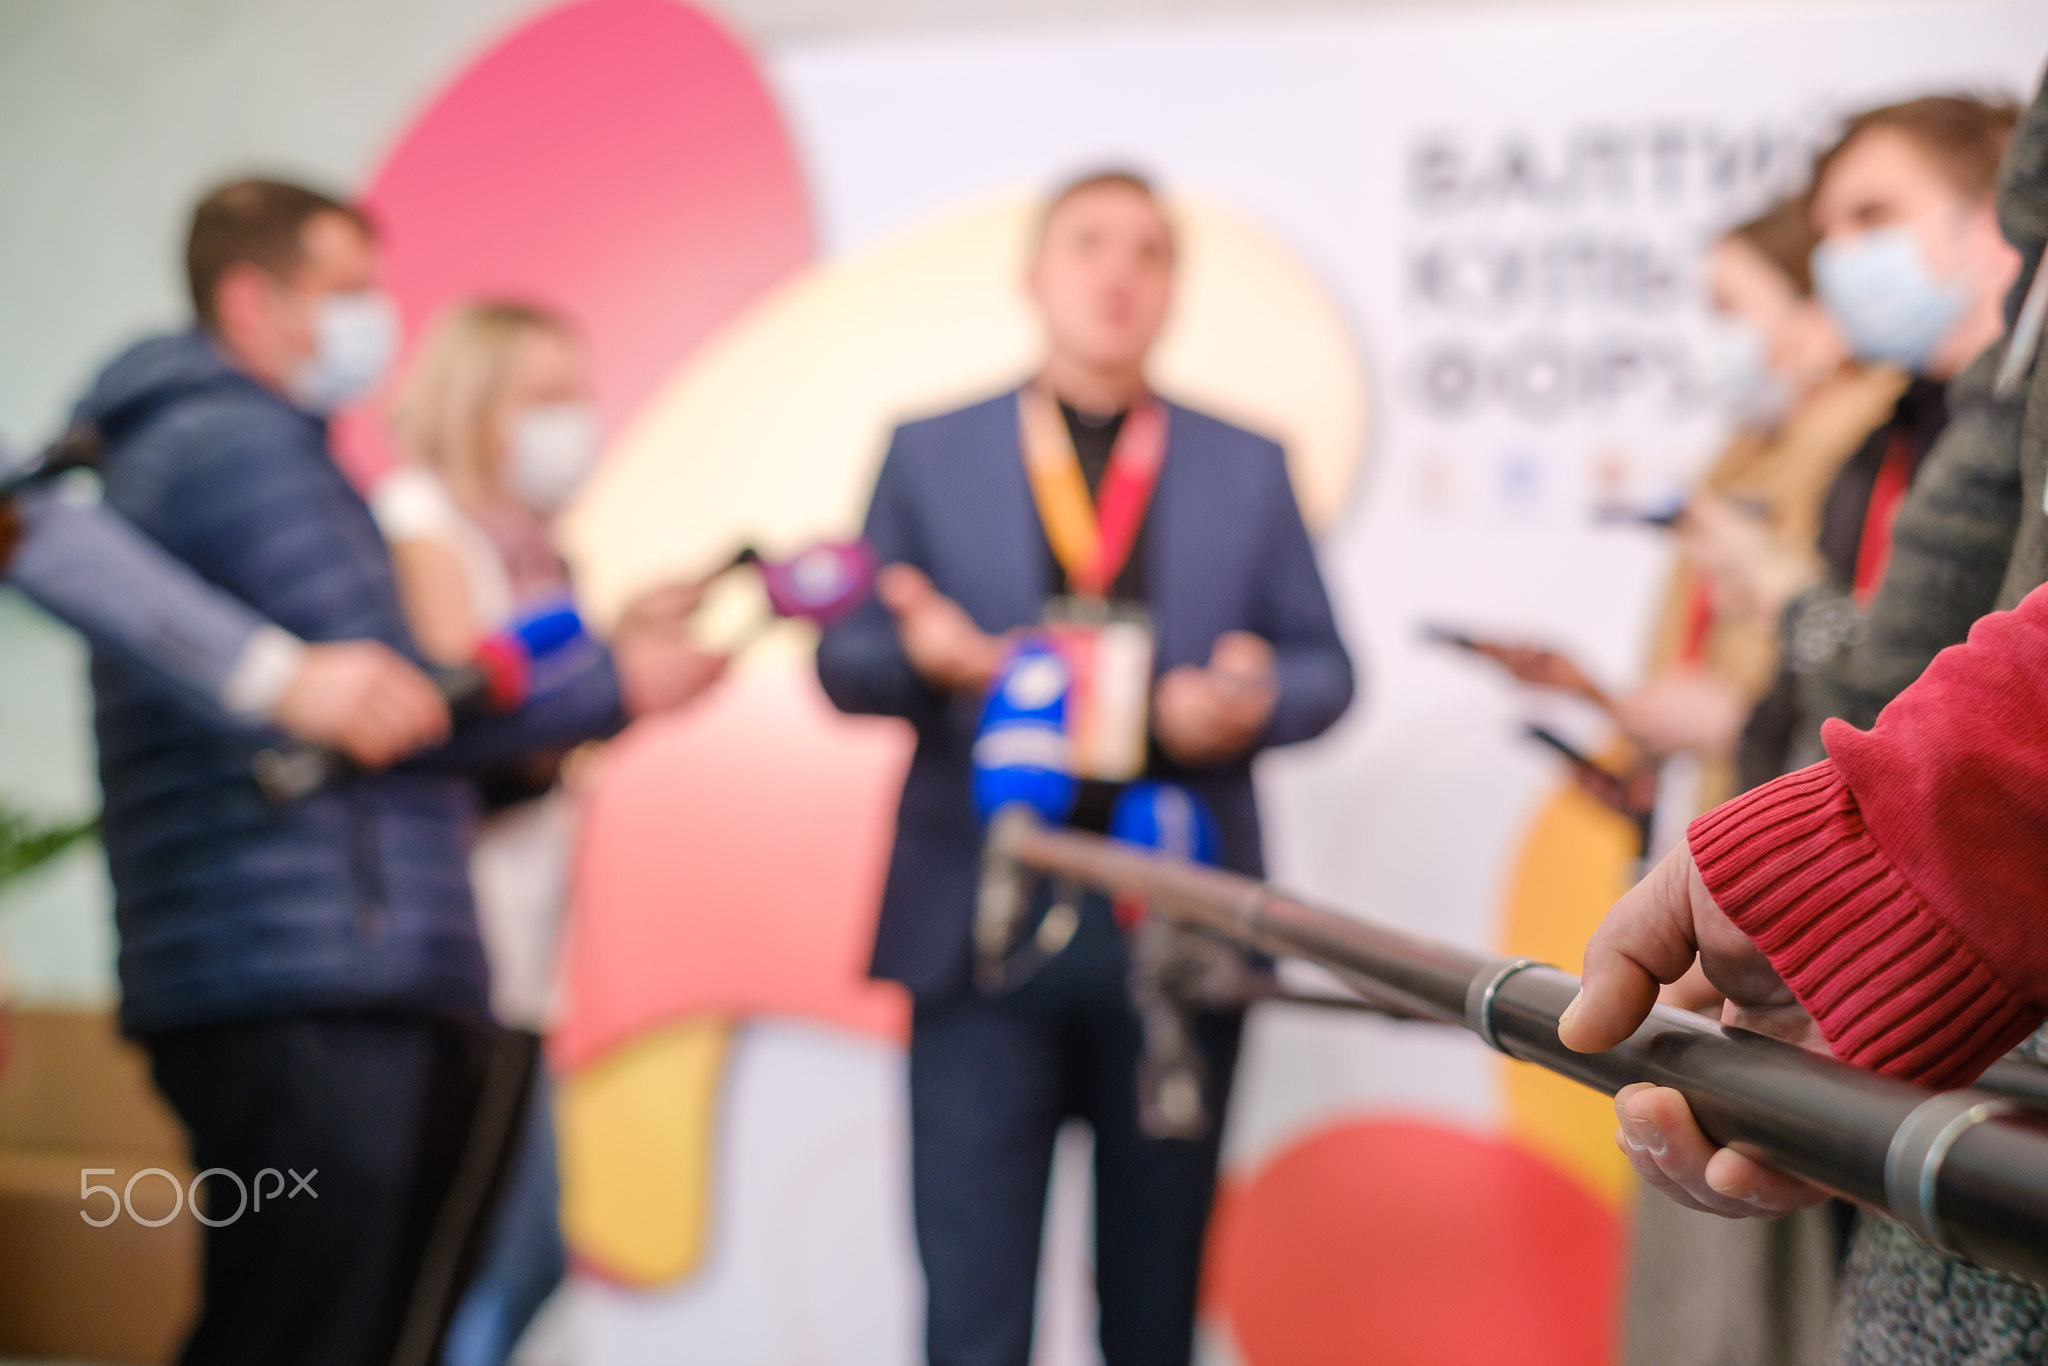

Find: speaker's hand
[1153,632,1277,767]
[877,564,1004,695]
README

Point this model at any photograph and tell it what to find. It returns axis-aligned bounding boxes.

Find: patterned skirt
[1832,1218,2048,1366]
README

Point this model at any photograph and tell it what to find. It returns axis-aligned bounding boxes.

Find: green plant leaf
[0,802,100,890]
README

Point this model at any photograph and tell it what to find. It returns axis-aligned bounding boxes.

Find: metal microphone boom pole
[981,807,2048,1290]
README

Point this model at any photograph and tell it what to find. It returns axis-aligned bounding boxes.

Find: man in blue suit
[817,171,1354,1366]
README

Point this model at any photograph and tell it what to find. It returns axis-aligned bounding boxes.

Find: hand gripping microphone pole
[981,806,2048,1290]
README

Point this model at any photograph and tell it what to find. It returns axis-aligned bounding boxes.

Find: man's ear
[1962,197,2020,285]
[210,261,275,344]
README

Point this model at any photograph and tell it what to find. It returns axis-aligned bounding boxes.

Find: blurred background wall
[0,0,1980,1012]
[0,0,1501,1003]
[2,4,2044,1363]
[0,0,1909,471]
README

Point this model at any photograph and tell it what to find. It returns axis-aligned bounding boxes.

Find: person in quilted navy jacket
[75,179,723,1366]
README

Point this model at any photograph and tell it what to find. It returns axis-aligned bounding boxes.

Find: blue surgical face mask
[287,290,400,414]
[1686,316,1793,428]
[506,401,601,513]
[1811,226,1967,372]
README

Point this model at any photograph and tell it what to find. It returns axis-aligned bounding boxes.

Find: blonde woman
[374,301,722,1366]
[382,302,593,664]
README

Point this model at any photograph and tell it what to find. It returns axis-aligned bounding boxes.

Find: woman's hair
[1723,194,1820,298]
[389,301,574,505]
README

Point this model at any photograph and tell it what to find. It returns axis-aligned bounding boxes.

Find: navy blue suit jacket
[817,389,1355,1001]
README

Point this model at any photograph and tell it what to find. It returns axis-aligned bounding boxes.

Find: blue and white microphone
[463,596,588,713]
[1109,781,1221,861]
[1109,780,1221,930]
[972,636,1079,827]
[972,637,1081,987]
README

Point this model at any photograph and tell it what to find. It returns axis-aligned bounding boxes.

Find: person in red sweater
[1558,576,2048,1217]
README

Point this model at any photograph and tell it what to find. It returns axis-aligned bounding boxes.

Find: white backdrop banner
[770,0,2046,1152]
[735,8,2048,1363]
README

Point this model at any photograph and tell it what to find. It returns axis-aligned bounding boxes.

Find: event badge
[1015,383,1168,783]
[1042,596,1154,783]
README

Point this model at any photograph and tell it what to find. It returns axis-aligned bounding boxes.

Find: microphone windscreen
[468,636,531,713]
[464,599,587,715]
[973,636,1078,826]
[758,539,878,626]
[510,598,585,658]
[1109,782,1222,866]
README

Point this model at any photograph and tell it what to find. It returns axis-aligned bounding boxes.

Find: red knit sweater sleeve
[1687,582,2048,1088]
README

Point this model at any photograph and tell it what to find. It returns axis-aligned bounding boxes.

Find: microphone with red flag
[253,599,590,803]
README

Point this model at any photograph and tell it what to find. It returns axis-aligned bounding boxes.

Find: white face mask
[1686,315,1793,428]
[1811,225,1969,372]
[506,402,601,513]
[287,290,400,414]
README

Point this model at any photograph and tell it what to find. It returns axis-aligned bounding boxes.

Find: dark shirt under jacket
[1046,402,1149,604]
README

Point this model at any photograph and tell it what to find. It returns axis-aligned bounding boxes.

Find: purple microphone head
[757,539,878,626]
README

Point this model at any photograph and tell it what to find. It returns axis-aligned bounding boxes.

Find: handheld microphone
[710,539,879,653]
[465,598,587,712]
[1110,782,1228,1140]
[0,425,100,504]
[972,637,1080,828]
[253,599,591,804]
[972,639,1082,989]
[745,540,877,628]
[1108,781,1221,864]
[2,426,102,573]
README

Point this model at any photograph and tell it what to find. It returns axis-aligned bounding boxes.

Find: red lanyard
[1017,386,1168,599]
